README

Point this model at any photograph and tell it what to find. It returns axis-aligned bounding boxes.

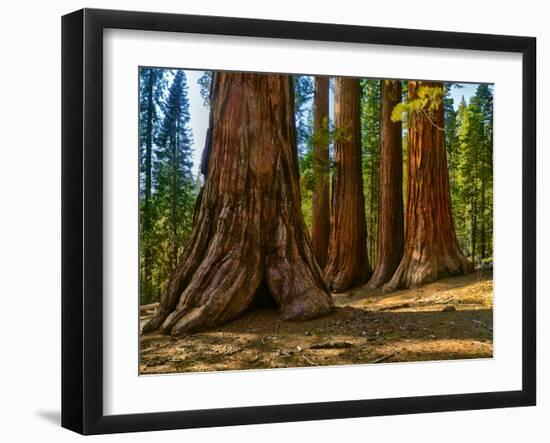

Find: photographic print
[61,10,535,433]
[138,68,494,375]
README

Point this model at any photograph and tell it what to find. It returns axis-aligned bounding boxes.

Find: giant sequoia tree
[311,77,330,268]
[367,80,404,289]
[383,81,471,292]
[143,73,333,336]
[325,78,371,292]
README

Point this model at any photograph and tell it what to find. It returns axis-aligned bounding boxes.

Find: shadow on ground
[36,410,60,426]
[140,271,493,374]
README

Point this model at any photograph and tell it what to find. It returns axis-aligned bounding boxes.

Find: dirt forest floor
[140,271,493,374]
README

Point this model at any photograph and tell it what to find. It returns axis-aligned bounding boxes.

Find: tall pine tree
[360,79,381,267]
[472,85,494,262]
[294,75,315,230]
[446,85,494,266]
[458,99,483,264]
[155,70,196,275]
[139,67,167,303]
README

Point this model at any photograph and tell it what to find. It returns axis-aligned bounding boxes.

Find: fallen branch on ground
[301,354,319,366]
[379,303,410,311]
[310,341,354,349]
[370,353,396,364]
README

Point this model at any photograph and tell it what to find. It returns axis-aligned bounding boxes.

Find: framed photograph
[61,8,536,435]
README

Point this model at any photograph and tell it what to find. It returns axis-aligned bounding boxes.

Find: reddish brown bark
[324,78,371,292]
[311,77,330,269]
[383,81,472,292]
[367,80,404,289]
[143,73,333,336]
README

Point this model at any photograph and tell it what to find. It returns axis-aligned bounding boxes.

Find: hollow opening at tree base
[248,279,279,311]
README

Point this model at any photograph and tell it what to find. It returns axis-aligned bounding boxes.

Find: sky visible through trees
[184,72,478,177]
[139,67,493,304]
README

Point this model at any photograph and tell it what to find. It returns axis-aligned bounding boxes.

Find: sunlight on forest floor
[139,271,493,374]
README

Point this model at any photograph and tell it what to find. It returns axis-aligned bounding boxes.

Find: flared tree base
[143,73,333,336]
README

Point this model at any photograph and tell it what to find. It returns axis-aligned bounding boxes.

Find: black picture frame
[61,8,536,435]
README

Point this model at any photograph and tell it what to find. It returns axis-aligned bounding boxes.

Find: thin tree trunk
[171,120,179,271]
[480,168,486,259]
[369,135,377,266]
[471,141,478,265]
[143,69,155,300]
[311,77,330,268]
[383,81,471,292]
[143,73,333,336]
[471,199,477,264]
[324,78,371,292]
[371,87,380,267]
[367,80,404,289]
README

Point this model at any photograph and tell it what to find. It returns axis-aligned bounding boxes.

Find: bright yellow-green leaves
[391,86,444,123]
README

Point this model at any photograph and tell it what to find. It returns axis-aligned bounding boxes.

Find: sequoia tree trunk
[311,77,330,268]
[367,80,404,289]
[383,81,471,292]
[324,78,371,292]
[143,73,333,336]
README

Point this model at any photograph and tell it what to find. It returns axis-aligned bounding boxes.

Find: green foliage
[139,69,199,304]
[445,85,494,265]
[444,85,460,199]
[139,67,168,193]
[391,85,444,125]
[444,85,464,251]
[360,79,381,266]
[197,71,213,107]
[294,75,315,158]
[311,115,332,147]
[294,75,316,232]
